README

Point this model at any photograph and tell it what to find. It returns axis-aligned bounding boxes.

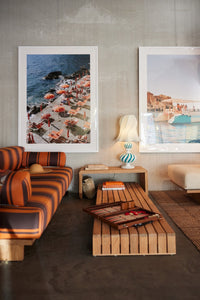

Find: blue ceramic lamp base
[119,143,136,169]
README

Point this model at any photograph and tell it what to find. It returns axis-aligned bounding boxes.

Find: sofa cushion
[22,152,66,167]
[0,146,24,170]
[1,170,32,206]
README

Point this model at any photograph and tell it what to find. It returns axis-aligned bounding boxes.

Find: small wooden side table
[79,166,148,199]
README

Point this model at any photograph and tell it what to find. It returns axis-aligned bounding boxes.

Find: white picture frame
[139,46,200,153]
[18,46,98,152]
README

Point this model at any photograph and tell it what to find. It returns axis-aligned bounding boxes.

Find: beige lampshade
[116,114,139,142]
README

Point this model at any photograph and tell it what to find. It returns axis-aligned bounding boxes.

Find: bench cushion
[168,164,200,190]
[0,166,73,239]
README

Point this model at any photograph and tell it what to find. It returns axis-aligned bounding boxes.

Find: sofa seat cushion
[0,167,73,239]
[168,164,200,190]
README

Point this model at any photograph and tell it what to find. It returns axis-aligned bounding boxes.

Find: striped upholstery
[22,152,66,168]
[0,170,11,184]
[0,167,73,239]
[0,146,24,170]
[1,171,32,206]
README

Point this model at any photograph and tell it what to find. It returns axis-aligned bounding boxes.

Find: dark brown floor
[0,192,200,300]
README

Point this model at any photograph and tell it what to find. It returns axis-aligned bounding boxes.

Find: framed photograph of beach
[139,47,200,153]
[18,46,98,152]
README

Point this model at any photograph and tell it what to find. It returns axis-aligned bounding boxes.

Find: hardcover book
[102,181,125,190]
[85,164,108,170]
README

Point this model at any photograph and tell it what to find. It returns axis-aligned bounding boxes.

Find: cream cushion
[168,164,200,190]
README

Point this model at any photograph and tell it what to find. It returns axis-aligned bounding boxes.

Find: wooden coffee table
[93,182,176,256]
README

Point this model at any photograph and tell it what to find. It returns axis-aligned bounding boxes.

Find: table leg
[139,172,148,194]
[79,172,83,199]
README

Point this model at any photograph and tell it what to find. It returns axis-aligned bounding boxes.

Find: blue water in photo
[27,54,90,105]
[143,113,200,144]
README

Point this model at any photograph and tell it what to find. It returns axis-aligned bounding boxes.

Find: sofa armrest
[1,170,32,206]
[21,152,66,167]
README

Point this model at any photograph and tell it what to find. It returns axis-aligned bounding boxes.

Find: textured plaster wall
[0,0,200,192]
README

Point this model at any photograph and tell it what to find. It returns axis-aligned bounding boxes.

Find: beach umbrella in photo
[48,129,63,140]
[36,122,43,129]
[77,101,85,107]
[30,122,44,131]
[60,84,70,89]
[56,90,66,95]
[41,113,51,120]
[69,109,78,116]
[64,120,70,126]
[44,93,54,100]
[83,121,90,130]
[84,82,90,88]
[53,105,65,113]
[64,118,78,127]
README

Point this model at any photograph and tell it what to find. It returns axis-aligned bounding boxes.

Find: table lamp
[116,114,139,169]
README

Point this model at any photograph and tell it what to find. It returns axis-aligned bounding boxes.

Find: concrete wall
[0,0,200,192]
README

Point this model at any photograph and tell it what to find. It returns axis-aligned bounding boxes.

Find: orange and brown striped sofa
[0,146,73,261]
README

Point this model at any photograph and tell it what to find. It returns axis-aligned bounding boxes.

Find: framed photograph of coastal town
[18,46,98,152]
[139,47,200,153]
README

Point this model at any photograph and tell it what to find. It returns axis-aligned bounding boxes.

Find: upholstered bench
[168,164,200,193]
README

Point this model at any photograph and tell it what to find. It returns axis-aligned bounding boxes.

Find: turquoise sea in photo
[144,113,200,144]
[27,54,90,105]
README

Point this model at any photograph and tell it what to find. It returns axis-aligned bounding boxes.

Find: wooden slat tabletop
[92,182,176,256]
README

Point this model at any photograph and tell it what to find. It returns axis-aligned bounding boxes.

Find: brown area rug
[150,190,200,252]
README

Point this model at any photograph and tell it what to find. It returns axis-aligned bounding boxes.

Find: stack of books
[85,164,108,170]
[102,181,125,191]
